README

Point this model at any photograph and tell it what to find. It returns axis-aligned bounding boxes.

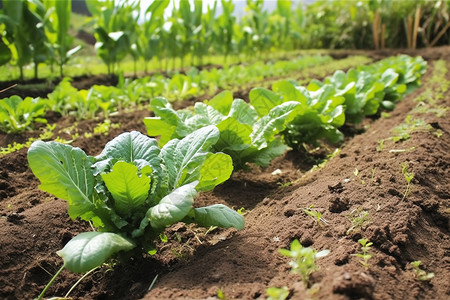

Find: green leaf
[161,126,220,190]
[3,0,24,24]
[101,161,151,216]
[197,153,233,191]
[57,232,135,273]
[251,101,300,148]
[146,0,170,17]
[146,97,190,145]
[380,68,399,87]
[94,131,161,175]
[228,99,258,125]
[272,80,306,105]
[249,87,283,117]
[381,101,395,111]
[215,117,252,151]
[143,117,178,146]
[184,204,245,230]
[27,141,95,219]
[148,181,197,229]
[248,138,287,167]
[207,90,233,115]
[193,102,226,126]
[0,39,12,66]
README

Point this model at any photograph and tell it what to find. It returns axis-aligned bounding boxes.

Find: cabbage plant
[144,91,299,169]
[27,126,244,274]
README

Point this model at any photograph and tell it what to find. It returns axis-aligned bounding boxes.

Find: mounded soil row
[0,52,448,300]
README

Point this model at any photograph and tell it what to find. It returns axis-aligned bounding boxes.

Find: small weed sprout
[303,205,329,227]
[370,168,376,182]
[237,207,247,216]
[266,286,289,300]
[277,181,292,188]
[217,289,227,299]
[279,239,330,287]
[411,261,435,281]
[401,162,414,200]
[353,168,366,184]
[381,112,391,118]
[433,129,443,138]
[347,209,370,235]
[354,238,373,269]
[377,139,385,151]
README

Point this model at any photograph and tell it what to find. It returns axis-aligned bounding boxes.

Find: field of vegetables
[0,46,449,299]
[1,1,450,300]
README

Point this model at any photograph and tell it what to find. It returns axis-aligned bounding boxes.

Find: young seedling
[277,181,292,188]
[401,162,414,200]
[370,168,376,183]
[217,289,227,300]
[411,261,435,281]
[279,239,330,287]
[354,238,373,269]
[266,286,289,300]
[347,209,370,235]
[303,205,329,227]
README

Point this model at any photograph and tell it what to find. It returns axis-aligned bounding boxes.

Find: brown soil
[0,50,449,300]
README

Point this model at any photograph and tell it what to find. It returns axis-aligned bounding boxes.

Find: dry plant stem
[430,22,450,47]
[373,10,380,50]
[65,267,99,298]
[406,16,413,49]
[412,7,421,50]
[0,84,18,93]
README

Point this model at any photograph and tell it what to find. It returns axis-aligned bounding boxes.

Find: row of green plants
[145,55,426,169]
[377,59,448,152]
[0,55,372,134]
[26,54,426,298]
[267,74,446,298]
[2,0,447,80]
[0,0,324,78]
[0,0,81,80]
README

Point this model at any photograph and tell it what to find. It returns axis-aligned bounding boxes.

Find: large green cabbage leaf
[27,128,243,274]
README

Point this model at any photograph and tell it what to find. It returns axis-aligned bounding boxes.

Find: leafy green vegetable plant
[354,238,373,269]
[279,239,329,287]
[269,80,346,149]
[0,95,47,133]
[144,91,298,169]
[27,126,244,292]
[410,261,435,281]
[319,55,426,124]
